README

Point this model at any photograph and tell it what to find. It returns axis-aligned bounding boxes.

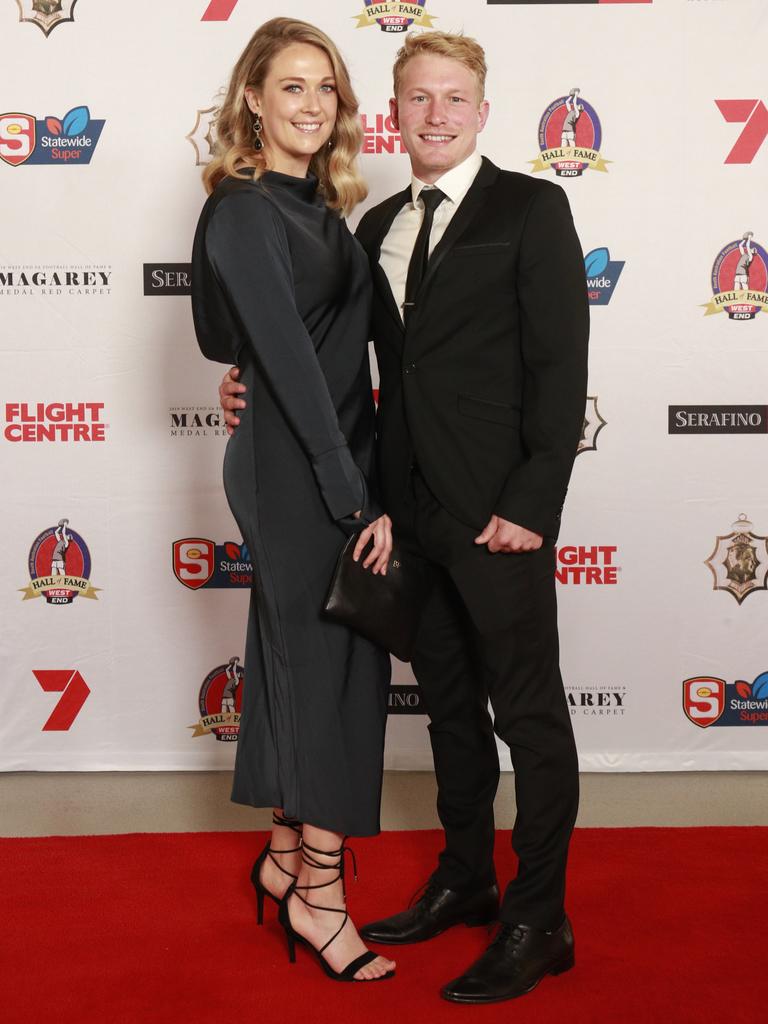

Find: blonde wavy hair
[393,31,487,103]
[203,18,367,216]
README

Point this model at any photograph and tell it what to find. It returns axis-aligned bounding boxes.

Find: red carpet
[2,827,764,1024]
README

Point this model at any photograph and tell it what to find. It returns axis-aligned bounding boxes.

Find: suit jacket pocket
[458,393,520,427]
[451,242,512,256]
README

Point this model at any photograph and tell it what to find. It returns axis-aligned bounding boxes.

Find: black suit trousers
[401,470,579,931]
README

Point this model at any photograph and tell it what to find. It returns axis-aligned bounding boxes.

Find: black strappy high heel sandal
[278,839,395,983]
[251,812,302,924]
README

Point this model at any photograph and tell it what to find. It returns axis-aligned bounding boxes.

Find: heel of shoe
[550,953,575,976]
[255,886,265,925]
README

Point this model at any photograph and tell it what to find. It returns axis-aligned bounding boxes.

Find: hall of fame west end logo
[705,514,768,605]
[530,88,610,178]
[702,232,768,321]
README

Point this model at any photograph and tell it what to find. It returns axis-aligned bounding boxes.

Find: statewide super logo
[704,514,768,605]
[189,658,243,741]
[353,1,436,32]
[0,107,104,167]
[173,538,253,589]
[531,89,610,177]
[683,672,768,729]
[15,1,78,36]
[20,520,100,605]
[584,248,624,305]
[702,232,768,320]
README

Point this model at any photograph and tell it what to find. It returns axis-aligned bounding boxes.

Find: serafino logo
[715,100,768,164]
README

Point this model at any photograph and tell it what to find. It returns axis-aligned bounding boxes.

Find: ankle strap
[290,839,358,956]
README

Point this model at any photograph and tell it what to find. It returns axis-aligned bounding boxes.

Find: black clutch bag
[323,534,432,662]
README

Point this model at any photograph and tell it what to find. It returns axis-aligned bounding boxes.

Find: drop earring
[253,112,263,152]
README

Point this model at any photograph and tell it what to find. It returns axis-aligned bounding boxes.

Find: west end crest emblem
[578,396,606,455]
[705,514,768,604]
[186,107,218,166]
[16,0,78,37]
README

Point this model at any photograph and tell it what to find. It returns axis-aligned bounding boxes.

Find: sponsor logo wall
[2,0,766,773]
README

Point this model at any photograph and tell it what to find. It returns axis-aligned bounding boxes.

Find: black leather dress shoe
[360,881,499,945]
[440,916,574,1004]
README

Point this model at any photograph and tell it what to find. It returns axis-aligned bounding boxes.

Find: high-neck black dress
[191,171,390,836]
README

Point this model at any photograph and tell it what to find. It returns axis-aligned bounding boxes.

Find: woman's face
[246,42,338,177]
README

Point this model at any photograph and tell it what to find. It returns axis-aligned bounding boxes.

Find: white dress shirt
[379,150,483,322]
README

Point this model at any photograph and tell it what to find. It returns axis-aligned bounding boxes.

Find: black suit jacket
[355,156,589,540]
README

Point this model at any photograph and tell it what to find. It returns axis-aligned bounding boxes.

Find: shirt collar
[410,150,483,208]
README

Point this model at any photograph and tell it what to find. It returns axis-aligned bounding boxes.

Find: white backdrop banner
[2,0,767,772]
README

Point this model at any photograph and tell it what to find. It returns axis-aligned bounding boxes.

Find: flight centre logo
[555,546,619,585]
[15,1,78,36]
[20,520,100,605]
[704,514,768,605]
[173,538,253,590]
[361,114,406,156]
[4,402,107,442]
[0,107,105,166]
[702,232,768,320]
[530,89,610,177]
[683,672,768,729]
[578,396,606,455]
[189,658,243,741]
[585,248,624,305]
[353,1,437,32]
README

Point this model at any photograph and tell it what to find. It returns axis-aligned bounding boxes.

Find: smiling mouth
[292,122,323,133]
[420,134,455,144]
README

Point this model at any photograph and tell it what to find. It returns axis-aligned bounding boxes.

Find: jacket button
[404,363,416,375]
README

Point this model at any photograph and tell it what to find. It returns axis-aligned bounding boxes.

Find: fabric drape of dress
[191,170,390,837]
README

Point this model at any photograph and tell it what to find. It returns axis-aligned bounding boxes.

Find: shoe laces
[491,923,527,948]
[407,877,442,909]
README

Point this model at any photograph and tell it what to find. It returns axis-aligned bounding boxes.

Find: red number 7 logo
[33,670,90,731]
[202,0,239,20]
[715,100,768,164]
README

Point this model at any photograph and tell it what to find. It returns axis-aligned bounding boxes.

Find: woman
[191,18,395,983]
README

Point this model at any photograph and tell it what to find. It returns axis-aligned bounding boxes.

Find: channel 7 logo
[716,100,768,164]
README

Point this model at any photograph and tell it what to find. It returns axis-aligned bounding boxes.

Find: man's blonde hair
[392,31,487,102]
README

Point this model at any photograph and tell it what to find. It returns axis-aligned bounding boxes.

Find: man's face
[390,54,489,183]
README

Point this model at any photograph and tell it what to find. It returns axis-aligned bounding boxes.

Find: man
[219,31,588,1005]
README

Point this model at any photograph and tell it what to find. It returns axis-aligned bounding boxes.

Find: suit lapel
[418,157,500,298]
[368,185,411,336]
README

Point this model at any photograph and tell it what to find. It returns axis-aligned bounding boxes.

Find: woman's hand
[219,366,247,436]
[352,514,393,575]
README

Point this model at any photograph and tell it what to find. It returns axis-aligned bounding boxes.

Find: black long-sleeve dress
[191,170,390,836]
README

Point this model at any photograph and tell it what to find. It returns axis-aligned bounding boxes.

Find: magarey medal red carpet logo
[15,0,78,36]
[531,89,610,177]
[702,232,768,320]
[20,519,100,604]
[190,658,243,741]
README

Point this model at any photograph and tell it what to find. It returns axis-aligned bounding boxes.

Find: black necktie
[403,187,446,320]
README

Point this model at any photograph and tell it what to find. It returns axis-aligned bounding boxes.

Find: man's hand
[474,515,543,554]
[353,514,393,575]
[219,366,247,436]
